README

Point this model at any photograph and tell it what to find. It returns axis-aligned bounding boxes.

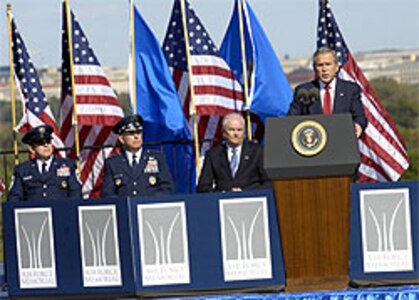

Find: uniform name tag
[23,175,33,181]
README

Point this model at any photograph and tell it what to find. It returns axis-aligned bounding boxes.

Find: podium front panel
[349,181,419,286]
[3,198,136,298]
[128,190,285,296]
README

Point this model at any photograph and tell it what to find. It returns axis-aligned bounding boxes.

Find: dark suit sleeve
[68,160,82,199]
[156,153,174,194]
[101,158,115,197]
[349,83,368,131]
[196,151,215,193]
[7,166,24,201]
[257,145,273,190]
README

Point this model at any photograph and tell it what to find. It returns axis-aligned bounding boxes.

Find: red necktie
[323,85,332,115]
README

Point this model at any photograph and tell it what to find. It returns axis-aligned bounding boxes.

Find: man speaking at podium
[287,47,367,138]
[197,113,272,193]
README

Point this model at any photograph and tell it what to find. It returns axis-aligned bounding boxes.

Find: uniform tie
[132,154,138,167]
[323,85,332,114]
[230,148,238,177]
[42,162,47,174]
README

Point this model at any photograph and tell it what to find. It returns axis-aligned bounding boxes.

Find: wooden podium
[264,114,360,292]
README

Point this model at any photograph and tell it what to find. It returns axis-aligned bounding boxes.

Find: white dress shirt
[125,149,142,166]
[37,156,53,174]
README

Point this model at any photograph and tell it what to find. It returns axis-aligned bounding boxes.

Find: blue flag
[220,0,292,122]
[132,5,195,193]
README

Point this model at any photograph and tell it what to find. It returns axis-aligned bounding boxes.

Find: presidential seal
[291,120,327,157]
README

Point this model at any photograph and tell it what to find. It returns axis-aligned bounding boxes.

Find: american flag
[11,16,65,153]
[61,3,124,197]
[318,0,409,181]
[162,0,244,155]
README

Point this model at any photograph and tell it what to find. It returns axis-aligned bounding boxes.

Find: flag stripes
[10,16,65,154]
[61,4,124,197]
[163,0,244,157]
[0,176,5,197]
[340,59,409,182]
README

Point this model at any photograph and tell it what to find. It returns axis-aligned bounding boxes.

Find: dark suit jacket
[7,157,82,201]
[101,149,173,198]
[287,78,368,131]
[196,140,272,193]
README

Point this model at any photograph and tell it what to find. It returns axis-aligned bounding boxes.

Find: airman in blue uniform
[7,125,82,201]
[101,115,174,197]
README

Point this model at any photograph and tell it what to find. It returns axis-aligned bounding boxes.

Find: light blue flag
[132,5,195,193]
[220,0,293,122]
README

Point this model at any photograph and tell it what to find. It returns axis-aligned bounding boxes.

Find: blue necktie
[230,148,238,177]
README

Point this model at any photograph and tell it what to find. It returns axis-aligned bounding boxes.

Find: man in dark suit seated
[287,47,367,138]
[7,125,82,201]
[101,114,173,197]
[196,113,272,193]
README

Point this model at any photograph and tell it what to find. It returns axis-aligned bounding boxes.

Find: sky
[0,0,418,68]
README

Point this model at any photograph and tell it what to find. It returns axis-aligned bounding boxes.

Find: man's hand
[354,122,363,138]
[231,187,242,192]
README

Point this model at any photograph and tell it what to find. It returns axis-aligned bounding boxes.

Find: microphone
[296,88,316,115]
[307,87,319,105]
[296,88,309,106]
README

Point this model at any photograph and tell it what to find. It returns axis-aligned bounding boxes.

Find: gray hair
[222,113,245,131]
[312,47,339,68]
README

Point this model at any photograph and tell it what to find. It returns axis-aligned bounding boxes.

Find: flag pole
[7,4,20,166]
[129,0,137,115]
[179,0,201,178]
[64,0,81,173]
[237,0,252,141]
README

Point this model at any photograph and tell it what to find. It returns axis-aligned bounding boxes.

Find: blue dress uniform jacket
[101,150,174,198]
[196,140,272,193]
[7,158,82,201]
[287,78,368,131]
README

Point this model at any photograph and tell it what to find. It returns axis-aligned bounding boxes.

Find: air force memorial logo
[14,208,57,289]
[137,202,190,286]
[219,197,272,281]
[360,188,413,273]
[291,120,327,157]
[78,205,122,287]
